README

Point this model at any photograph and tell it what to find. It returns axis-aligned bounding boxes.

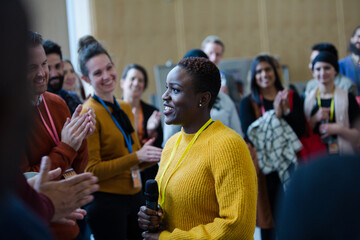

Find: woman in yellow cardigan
[78,35,162,240]
[138,57,257,239]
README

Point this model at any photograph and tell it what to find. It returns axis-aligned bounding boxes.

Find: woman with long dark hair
[239,54,305,240]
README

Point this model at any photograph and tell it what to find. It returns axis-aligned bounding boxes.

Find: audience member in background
[339,26,360,94]
[201,35,240,107]
[138,57,257,240]
[304,42,357,97]
[78,35,162,240]
[277,153,360,240]
[63,59,88,102]
[120,63,163,190]
[163,49,243,145]
[239,54,306,240]
[42,40,82,114]
[304,52,360,155]
[24,31,96,240]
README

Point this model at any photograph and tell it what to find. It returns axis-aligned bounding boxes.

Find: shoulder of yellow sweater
[81,97,102,112]
[205,121,247,149]
[43,91,70,115]
[163,131,182,149]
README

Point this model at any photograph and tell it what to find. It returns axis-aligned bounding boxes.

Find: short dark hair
[183,49,209,59]
[78,35,112,78]
[311,42,338,59]
[121,64,148,89]
[27,31,43,48]
[250,54,284,105]
[42,39,62,60]
[177,57,220,109]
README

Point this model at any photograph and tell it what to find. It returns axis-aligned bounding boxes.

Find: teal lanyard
[93,95,132,153]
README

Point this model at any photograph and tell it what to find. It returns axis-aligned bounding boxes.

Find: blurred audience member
[304,52,360,155]
[277,153,360,240]
[120,63,163,190]
[201,35,240,107]
[239,54,306,240]
[339,26,360,95]
[63,59,88,102]
[42,40,82,114]
[305,42,357,97]
[0,2,98,239]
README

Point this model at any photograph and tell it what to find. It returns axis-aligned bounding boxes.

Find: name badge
[328,142,339,154]
[131,167,142,188]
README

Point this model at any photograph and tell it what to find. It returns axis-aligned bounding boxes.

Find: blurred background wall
[25,0,360,102]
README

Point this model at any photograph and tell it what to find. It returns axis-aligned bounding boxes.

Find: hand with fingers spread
[33,156,99,224]
[136,138,162,164]
[61,104,95,151]
[147,110,161,139]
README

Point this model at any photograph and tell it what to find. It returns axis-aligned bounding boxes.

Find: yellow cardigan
[157,121,257,239]
[82,97,143,195]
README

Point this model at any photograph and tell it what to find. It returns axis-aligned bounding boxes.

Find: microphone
[144,179,159,233]
[144,179,158,210]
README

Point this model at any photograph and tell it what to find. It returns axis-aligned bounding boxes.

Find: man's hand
[56,208,87,226]
[61,105,95,151]
[34,156,99,223]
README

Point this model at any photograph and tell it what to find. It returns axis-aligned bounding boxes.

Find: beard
[47,75,64,93]
[349,42,360,56]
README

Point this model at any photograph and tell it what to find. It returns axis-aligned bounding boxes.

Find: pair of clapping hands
[27,156,99,225]
[61,104,96,151]
[273,89,291,119]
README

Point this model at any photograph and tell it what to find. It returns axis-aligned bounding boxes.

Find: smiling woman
[239,54,306,240]
[120,63,163,192]
[304,51,360,155]
[138,57,257,240]
[77,35,163,240]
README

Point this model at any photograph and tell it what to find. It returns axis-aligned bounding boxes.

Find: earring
[199,103,202,107]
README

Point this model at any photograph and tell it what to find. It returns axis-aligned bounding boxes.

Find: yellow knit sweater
[157,121,257,239]
[82,97,144,195]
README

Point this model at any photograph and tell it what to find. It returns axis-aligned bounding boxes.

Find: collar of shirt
[352,53,360,65]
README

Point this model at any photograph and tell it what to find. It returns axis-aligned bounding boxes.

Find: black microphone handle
[144,179,159,233]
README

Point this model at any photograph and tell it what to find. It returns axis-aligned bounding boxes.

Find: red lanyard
[259,95,266,115]
[37,94,60,145]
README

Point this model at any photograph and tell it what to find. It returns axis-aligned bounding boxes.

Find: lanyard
[37,94,60,145]
[93,95,133,153]
[158,118,213,209]
[316,89,335,122]
[259,94,269,115]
